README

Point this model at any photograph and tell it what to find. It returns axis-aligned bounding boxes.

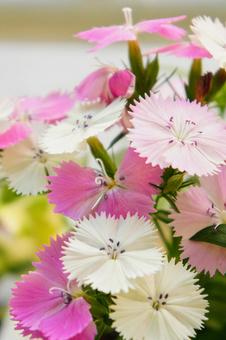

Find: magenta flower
[0,92,75,149]
[129,94,226,176]
[76,7,186,51]
[171,166,226,276]
[48,148,162,220]
[10,235,96,340]
[75,67,135,104]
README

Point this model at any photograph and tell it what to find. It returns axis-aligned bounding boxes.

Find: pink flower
[171,166,226,276]
[128,94,226,176]
[0,92,75,149]
[76,7,186,51]
[75,67,135,104]
[48,148,162,220]
[146,42,211,59]
[10,235,97,340]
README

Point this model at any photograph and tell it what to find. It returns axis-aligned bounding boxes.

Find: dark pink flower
[48,148,162,220]
[10,235,96,340]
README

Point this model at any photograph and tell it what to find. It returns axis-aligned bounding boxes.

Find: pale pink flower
[75,67,135,104]
[76,7,186,51]
[0,92,75,149]
[10,234,97,340]
[128,93,226,176]
[171,166,226,276]
[48,147,162,220]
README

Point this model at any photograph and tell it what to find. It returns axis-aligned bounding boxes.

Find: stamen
[122,7,133,26]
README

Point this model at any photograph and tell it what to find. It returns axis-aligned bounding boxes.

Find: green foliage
[191,224,226,248]
[212,81,226,114]
[185,59,202,101]
[144,55,159,93]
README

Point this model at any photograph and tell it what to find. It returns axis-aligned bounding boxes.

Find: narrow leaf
[190,224,226,248]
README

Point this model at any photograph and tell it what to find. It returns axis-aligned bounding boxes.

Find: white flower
[63,213,163,294]
[110,259,208,340]
[1,125,75,195]
[40,98,126,154]
[191,16,226,70]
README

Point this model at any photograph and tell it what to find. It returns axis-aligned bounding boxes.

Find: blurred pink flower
[76,7,186,51]
[75,67,135,104]
[48,148,162,220]
[0,92,75,149]
[10,235,96,340]
[171,166,226,276]
[128,94,226,176]
[146,42,211,59]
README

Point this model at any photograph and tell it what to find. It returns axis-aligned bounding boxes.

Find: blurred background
[0,0,225,339]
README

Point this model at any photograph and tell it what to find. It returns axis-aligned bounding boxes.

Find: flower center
[148,293,169,311]
[122,7,133,27]
[75,113,93,130]
[99,238,126,259]
[49,282,83,306]
[167,116,203,146]
[32,148,47,163]
[207,202,226,226]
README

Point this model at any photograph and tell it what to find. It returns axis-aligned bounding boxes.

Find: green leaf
[207,68,226,103]
[108,131,126,149]
[164,173,184,194]
[144,56,159,91]
[128,40,145,94]
[212,81,226,114]
[185,59,202,100]
[190,224,226,248]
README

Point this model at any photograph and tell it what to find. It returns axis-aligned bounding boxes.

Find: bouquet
[2,7,226,340]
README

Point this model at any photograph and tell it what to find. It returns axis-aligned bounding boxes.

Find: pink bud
[109,70,135,99]
[75,67,116,104]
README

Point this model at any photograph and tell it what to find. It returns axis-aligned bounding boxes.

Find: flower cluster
[5,6,226,340]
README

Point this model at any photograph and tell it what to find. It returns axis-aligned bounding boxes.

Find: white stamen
[122,7,133,27]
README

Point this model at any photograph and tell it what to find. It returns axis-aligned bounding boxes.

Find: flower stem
[153,216,173,256]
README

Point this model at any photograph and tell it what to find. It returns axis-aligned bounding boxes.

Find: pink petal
[182,240,226,276]
[39,298,93,340]
[33,235,69,288]
[137,22,186,40]
[0,122,31,148]
[138,15,186,25]
[16,92,75,123]
[200,166,226,210]
[10,236,94,339]
[76,26,136,51]
[71,322,97,340]
[108,69,135,99]
[10,272,64,333]
[146,42,211,58]
[75,67,113,103]
[96,188,155,218]
[171,187,213,239]
[115,147,162,196]
[48,161,102,220]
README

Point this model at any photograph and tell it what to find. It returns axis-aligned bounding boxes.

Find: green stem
[153,216,172,256]
[87,136,117,178]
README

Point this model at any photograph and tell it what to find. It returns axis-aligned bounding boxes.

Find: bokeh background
[0,0,225,339]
